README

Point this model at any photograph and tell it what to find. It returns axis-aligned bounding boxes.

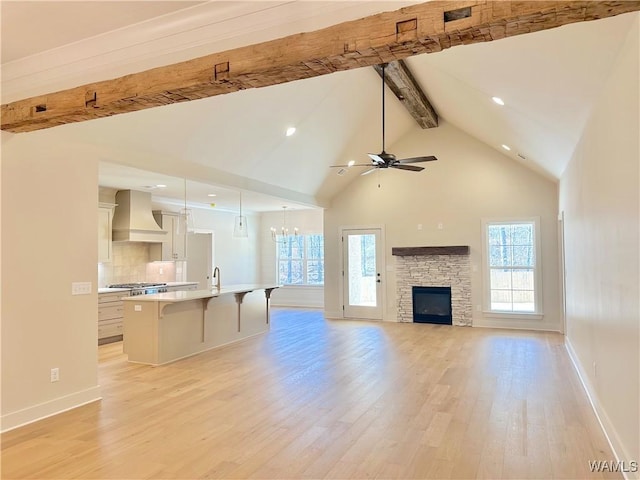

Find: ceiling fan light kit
[331,63,438,175]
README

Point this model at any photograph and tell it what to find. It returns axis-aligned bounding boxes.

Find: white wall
[559,14,639,472]
[1,132,101,431]
[260,208,324,307]
[324,120,561,331]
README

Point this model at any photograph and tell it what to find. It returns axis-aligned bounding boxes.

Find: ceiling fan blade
[368,153,385,165]
[330,163,376,168]
[392,164,424,172]
[361,168,378,176]
[398,155,438,164]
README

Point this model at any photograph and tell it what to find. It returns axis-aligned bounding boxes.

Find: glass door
[342,228,383,320]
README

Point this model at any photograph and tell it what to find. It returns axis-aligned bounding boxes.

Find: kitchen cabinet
[150,211,186,261]
[98,291,125,344]
[98,203,116,263]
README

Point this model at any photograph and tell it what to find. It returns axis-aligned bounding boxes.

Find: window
[484,219,540,314]
[359,234,376,277]
[277,234,324,285]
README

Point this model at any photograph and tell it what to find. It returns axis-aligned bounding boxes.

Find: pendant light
[233,191,248,238]
[177,178,195,235]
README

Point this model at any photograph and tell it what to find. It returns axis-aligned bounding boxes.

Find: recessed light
[285,127,296,137]
[501,144,511,151]
[207,193,217,197]
[492,96,505,106]
[347,160,355,167]
[156,184,167,188]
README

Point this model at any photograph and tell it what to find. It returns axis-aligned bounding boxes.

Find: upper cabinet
[150,211,186,261]
[98,203,116,263]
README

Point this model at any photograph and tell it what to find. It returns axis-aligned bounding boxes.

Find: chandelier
[271,206,298,243]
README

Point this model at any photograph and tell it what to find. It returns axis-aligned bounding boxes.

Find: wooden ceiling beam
[2,1,639,133]
[374,60,438,129]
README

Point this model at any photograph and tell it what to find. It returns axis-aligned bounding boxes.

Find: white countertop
[98,287,130,294]
[121,284,280,303]
[98,282,198,294]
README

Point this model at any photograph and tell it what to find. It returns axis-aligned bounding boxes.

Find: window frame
[276,233,324,286]
[481,217,543,319]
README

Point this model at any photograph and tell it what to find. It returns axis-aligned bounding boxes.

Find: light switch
[71,282,91,295]
[134,305,142,312]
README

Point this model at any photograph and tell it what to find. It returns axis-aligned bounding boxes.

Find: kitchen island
[121,284,279,365]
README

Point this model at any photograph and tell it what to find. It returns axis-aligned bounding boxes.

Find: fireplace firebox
[412,286,452,325]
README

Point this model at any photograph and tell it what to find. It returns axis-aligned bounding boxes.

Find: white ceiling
[0,1,205,63]
[2,1,637,213]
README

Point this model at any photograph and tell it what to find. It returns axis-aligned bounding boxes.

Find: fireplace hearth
[412,286,452,325]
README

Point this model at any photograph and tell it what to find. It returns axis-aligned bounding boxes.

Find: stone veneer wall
[396,254,472,326]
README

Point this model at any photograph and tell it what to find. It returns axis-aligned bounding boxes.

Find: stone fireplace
[393,246,472,326]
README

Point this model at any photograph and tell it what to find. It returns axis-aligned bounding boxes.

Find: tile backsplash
[98,243,179,287]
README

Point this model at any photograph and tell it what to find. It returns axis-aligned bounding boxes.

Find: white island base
[122,284,279,365]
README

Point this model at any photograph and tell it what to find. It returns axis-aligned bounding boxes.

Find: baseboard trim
[564,337,636,480]
[1,386,102,433]
[473,318,561,332]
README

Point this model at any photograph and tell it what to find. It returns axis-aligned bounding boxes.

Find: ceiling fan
[332,63,437,176]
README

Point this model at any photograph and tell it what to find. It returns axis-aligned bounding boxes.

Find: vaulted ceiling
[1,1,637,212]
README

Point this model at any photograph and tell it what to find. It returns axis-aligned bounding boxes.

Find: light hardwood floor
[1,309,620,479]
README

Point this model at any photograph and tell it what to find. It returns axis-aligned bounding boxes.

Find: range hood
[112,190,167,242]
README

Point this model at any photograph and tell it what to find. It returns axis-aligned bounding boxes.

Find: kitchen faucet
[213,266,221,290]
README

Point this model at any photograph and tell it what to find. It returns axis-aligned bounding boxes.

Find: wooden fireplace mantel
[391,246,470,256]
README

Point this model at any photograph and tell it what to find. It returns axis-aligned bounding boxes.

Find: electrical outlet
[437,222,444,230]
[50,368,59,382]
[71,282,91,295]
[417,224,423,231]
[134,305,142,312]
[159,267,164,275]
